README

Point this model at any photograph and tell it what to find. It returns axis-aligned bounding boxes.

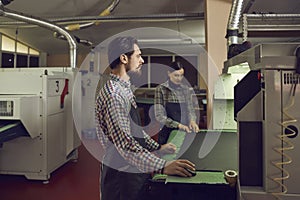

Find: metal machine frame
[224,43,300,199]
[0,68,81,182]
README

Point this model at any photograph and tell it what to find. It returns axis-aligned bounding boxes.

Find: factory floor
[0,144,101,200]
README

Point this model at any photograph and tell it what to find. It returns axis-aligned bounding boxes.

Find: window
[17,42,28,54]
[29,56,39,67]
[131,54,198,89]
[1,35,15,52]
[29,48,39,56]
[1,53,14,68]
[16,55,28,68]
[0,33,40,68]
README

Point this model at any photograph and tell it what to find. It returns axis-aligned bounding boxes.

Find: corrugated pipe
[226,0,244,47]
[0,6,77,69]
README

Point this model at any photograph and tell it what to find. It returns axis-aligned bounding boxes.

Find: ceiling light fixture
[138,38,194,44]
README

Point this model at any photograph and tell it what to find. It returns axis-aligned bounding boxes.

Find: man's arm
[103,92,166,173]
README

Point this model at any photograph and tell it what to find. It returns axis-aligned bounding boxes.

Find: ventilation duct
[226,0,244,47]
[226,0,252,59]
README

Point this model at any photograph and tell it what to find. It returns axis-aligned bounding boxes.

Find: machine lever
[60,79,69,109]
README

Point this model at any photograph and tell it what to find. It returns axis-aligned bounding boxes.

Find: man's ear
[120,54,128,64]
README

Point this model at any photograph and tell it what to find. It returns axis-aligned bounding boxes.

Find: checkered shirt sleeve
[95,78,166,173]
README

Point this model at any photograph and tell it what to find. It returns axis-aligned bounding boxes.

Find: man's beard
[126,64,143,88]
[127,68,141,80]
[126,63,142,77]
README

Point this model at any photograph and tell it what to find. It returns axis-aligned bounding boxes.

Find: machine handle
[60,79,69,109]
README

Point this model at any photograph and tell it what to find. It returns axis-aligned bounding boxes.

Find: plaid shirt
[154,80,197,128]
[95,74,165,173]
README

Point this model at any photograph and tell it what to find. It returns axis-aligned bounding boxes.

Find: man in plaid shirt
[95,36,195,200]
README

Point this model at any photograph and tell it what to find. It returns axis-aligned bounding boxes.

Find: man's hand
[163,159,196,177]
[159,143,176,154]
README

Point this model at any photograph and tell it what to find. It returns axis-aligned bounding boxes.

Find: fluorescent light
[138,38,193,44]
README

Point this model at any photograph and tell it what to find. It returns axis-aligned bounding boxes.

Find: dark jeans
[100,164,151,200]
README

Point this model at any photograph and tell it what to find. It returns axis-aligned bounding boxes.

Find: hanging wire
[174,0,181,38]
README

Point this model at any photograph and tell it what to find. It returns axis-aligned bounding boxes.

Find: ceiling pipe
[65,0,120,31]
[94,0,119,25]
[54,13,204,24]
[54,32,93,47]
[0,13,204,27]
[54,0,120,47]
[0,5,77,69]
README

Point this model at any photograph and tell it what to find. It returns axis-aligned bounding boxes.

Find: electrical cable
[271,78,298,199]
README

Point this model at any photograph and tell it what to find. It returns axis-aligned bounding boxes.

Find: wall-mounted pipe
[0,5,77,69]
[226,0,244,47]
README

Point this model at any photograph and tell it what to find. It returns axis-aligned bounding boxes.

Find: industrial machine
[213,65,249,130]
[149,130,238,200]
[0,67,81,182]
[223,43,300,199]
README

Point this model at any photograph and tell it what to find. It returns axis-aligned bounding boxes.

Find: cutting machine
[0,67,81,182]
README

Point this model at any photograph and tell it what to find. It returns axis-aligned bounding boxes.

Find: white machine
[0,67,81,182]
[213,64,249,130]
[224,43,300,200]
